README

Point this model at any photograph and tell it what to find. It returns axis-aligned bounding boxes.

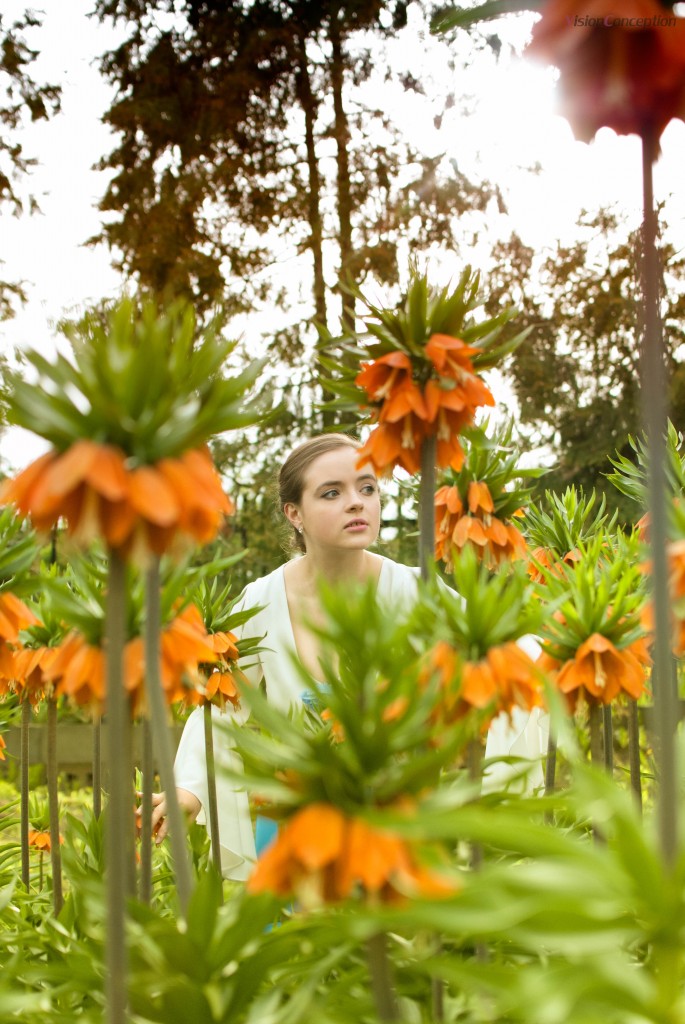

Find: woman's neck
[293,549,380,590]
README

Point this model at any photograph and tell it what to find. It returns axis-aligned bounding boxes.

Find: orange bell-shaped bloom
[545,632,649,710]
[0,441,233,560]
[248,802,452,904]
[525,0,685,143]
[0,591,40,644]
[44,633,107,709]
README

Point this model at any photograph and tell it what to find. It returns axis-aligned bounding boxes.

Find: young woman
[150,433,545,879]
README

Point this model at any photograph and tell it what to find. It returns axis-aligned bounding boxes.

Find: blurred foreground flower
[248,802,453,906]
[0,299,267,562]
[525,0,685,144]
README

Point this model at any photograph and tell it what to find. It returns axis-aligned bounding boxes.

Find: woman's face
[285,446,381,554]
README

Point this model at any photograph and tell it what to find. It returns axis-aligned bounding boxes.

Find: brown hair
[278,433,363,554]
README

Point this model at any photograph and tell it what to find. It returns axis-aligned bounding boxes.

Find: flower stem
[419,435,437,581]
[367,932,400,1022]
[628,700,642,811]
[20,694,30,890]
[544,730,557,795]
[139,717,153,904]
[92,713,102,820]
[105,549,130,1024]
[640,127,678,866]
[46,695,63,916]
[144,557,193,915]
[203,702,223,883]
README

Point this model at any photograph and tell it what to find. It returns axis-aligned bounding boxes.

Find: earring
[298,526,303,534]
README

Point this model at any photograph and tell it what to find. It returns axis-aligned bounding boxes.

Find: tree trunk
[328,10,355,332]
[295,28,327,330]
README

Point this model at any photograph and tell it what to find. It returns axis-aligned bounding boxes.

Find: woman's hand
[137,788,202,844]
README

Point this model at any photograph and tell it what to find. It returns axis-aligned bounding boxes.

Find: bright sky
[2,3,685,469]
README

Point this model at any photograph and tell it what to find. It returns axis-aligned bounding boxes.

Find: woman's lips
[344,520,368,531]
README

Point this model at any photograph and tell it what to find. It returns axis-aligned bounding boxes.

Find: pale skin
[145,444,382,843]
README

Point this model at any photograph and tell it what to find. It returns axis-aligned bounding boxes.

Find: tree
[92,0,500,324]
[0,9,60,319]
[485,207,685,518]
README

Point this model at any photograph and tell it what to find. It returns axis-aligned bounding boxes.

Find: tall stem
[105,550,130,1024]
[92,712,102,820]
[139,717,153,904]
[640,128,677,865]
[419,436,437,581]
[367,932,400,1022]
[628,700,643,811]
[203,702,223,881]
[144,558,193,915]
[20,693,30,890]
[46,695,63,916]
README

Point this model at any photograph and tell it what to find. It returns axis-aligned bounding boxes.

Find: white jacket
[174,557,547,879]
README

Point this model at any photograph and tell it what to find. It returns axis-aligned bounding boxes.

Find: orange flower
[45,634,107,709]
[0,733,6,760]
[203,670,240,711]
[526,0,685,143]
[0,591,40,644]
[355,338,494,476]
[542,633,649,710]
[356,351,415,404]
[426,640,543,729]
[28,829,54,851]
[435,485,526,572]
[642,538,685,654]
[0,440,233,560]
[126,604,219,713]
[248,802,452,904]
[13,645,59,706]
[357,418,425,476]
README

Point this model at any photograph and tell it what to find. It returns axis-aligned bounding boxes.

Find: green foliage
[6,298,269,460]
[0,505,39,593]
[536,531,648,660]
[483,211,685,516]
[318,265,530,425]
[521,485,618,557]
[438,417,544,521]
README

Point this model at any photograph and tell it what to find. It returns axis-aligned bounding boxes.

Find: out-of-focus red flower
[526,0,685,142]
[247,802,453,905]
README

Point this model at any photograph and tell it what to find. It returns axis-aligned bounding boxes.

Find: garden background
[2,2,685,1023]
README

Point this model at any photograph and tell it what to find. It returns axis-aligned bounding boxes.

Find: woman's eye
[322,489,339,499]
[361,485,377,495]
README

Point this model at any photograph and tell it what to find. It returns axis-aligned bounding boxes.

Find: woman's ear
[283,502,301,531]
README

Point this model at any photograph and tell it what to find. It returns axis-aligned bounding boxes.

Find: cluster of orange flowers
[200,631,241,712]
[538,632,651,711]
[526,0,685,143]
[355,335,494,476]
[0,440,233,560]
[24,604,223,713]
[435,481,526,572]
[0,592,42,704]
[248,802,452,905]
[426,640,543,730]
